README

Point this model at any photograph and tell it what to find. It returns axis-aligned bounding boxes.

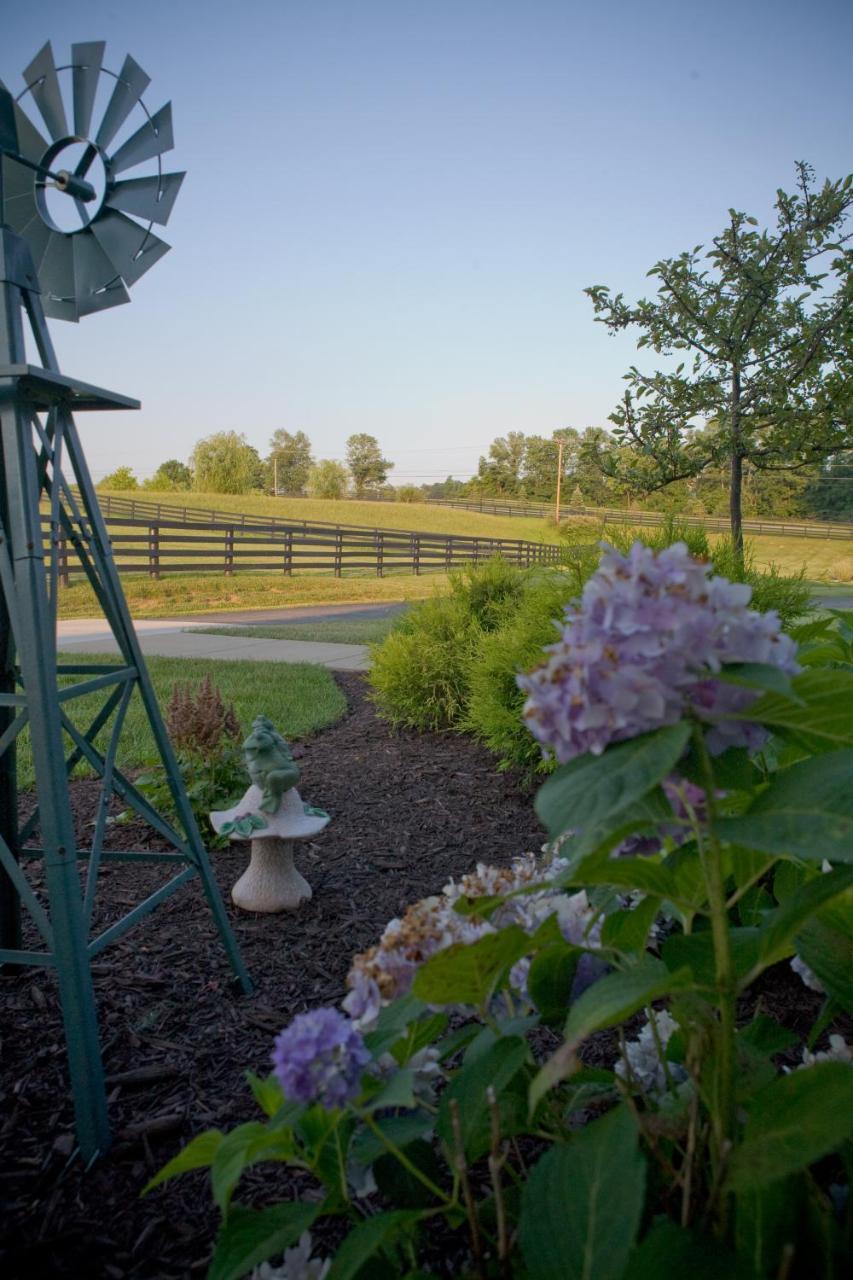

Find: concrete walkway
[56,617,371,671]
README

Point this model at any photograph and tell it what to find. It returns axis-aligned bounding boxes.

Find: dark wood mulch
[0,673,547,1279]
[0,672,836,1279]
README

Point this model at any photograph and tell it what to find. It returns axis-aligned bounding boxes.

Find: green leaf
[527,943,580,1024]
[662,928,760,989]
[246,1072,285,1119]
[142,1128,223,1194]
[716,662,796,697]
[363,994,428,1059]
[412,926,531,1006]
[437,1036,529,1162]
[727,1063,853,1190]
[534,722,691,839]
[209,1202,318,1280]
[390,1012,449,1066]
[211,1122,298,1216]
[350,1112,434,1166]
[519,1107,645,1280]
[716,751,853,863]
[328,1210,422,1280]
[735,1176,803,1278]
[564,957,692,1045]
[601,897,661,953]
[360,1069,416,1114]
[577,856,676,899]
[624,1219,756,1278]
[796,898,853,1012]
[737,1015,797,1058]
[752,867,853,972]
[732,669,853,752]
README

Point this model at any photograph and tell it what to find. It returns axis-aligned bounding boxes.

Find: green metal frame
[0,225,252,1162]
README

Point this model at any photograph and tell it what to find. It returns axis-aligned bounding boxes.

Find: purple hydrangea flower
[272,1008,370,1109]
[518,541,799,762]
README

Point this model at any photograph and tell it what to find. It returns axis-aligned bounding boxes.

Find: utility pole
[555,437,564,523]
[274,455,278,496]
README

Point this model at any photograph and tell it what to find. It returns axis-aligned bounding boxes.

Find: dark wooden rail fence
[422,497,853,540]
[88,489,853,542]
[44,513,561,583]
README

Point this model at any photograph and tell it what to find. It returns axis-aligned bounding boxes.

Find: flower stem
[691,725,736,1196]
[363,1113,451,1205]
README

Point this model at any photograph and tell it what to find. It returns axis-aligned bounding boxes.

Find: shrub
[465,574,573,774]
[711,537,811,628]
[447,555,526,629]
[368,594,480,731]
[396,485,422,503]
[134,676,245,846]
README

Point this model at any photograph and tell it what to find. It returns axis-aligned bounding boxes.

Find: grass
[56,571,447,619]
[16,654,347,790]
[191,615,406,644]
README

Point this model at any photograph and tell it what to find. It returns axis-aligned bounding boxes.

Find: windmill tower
[0,42,251,1161]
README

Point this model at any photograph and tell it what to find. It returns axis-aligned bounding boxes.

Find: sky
[3,0,852,484]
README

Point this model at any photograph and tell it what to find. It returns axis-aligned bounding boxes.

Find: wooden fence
[421,497,853,540]
[47,512,561,585]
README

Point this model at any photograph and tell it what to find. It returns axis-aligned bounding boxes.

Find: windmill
[0,42,251,1162]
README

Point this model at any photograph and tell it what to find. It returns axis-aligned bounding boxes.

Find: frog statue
[242,715,301,815]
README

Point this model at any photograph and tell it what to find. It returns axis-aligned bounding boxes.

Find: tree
[585,163,853,556]
[421,476,466,500]
[345,434,392,496]
[190,431,264,494]
[145,459,191,491]
[97,465,138,491]
[268,429,313,495]
[306,459,348,499]
[472,431,526,496]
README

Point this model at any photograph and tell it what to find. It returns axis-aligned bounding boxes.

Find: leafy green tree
[585,163,853,556]
[472,431,527,496]
[422,476,467,499]
[97,465,138,491]
[345,434,392,496]
[268,429,313,495]
[306,459,348,499]
[802,451,853,521]
[190,431,264,494]
[145,459,192,491]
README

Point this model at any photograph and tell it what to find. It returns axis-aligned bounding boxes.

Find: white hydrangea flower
[790,954,825,993]
[253,1232,331,1280]
[799,1035,853,1069]
[615,1010,688,1096]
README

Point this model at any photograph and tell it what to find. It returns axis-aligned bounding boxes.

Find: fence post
[413,533,421,575]
[148,526,160,579]
[334,530,343,578]
[58,532,70,587]
[224,527,234,576]
[376,530,384,578]
[445,537,452,573]
[284,529,293,576]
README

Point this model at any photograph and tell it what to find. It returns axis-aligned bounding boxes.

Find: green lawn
[16,654,347,789]
[191,614,406,645]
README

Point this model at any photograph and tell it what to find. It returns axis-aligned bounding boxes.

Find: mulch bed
[0,673,547,1279]
[0,673,836,1279]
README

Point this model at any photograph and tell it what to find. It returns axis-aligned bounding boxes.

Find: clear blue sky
[5,0,852,483]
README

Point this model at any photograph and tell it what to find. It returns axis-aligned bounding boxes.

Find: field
[51,490,853,621]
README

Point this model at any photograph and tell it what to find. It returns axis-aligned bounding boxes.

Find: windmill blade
[42,294,80,322]
[73,226,119,297]
[76,278,131,318]
[1,191,38,233]
[90,209,171,286]
[22,42,69,142]
[95,54,150,151]
[72,41,105,138]
[109,102,174,175]
[39,230,76,302]
[73,228,131,314]
[105,171,185,225]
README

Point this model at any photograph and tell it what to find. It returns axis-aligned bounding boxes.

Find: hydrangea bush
[147,546,853,1280]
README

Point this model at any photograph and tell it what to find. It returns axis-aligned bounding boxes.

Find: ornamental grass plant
[148,542,853,1279]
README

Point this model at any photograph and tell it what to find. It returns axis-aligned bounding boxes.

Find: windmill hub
[36,138,108,231]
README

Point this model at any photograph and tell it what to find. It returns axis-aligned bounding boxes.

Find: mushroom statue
[210,717,329,912]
